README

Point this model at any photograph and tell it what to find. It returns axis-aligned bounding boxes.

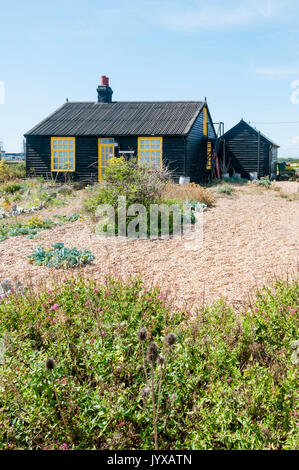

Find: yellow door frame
[98,138,115,182]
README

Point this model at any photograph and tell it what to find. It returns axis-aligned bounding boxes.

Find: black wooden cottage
[25,77,216,183]
[219,119,279,179]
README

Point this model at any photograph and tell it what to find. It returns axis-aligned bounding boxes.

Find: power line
[249,121,299,125]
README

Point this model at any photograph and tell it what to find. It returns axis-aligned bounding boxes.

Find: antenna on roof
[204,96,207,103]
[66,98,69,102]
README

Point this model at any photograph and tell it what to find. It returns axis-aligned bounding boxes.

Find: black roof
[25,101,205,137]
[222,119,279,147]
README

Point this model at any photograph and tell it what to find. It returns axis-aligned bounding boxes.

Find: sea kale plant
[28,243,95,268]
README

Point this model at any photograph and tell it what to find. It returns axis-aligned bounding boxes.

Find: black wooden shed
[24,76,216,184]
[219,119,279,179]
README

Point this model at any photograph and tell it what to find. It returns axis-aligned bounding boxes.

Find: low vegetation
[0,214,81,242]
[28,243,95,268]
[217,184,234,195]
[0,161,26,183]
[0,276,297,450]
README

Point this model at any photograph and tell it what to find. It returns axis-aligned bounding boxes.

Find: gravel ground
[0,184,298,310]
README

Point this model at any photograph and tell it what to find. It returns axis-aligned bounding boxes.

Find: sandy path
[0,186,298,310]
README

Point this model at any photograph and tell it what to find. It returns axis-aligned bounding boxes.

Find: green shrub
[0,161,25,182]
[217,184,234,195]
[84,157,171,214]
[1,182,22,194]
[253,179,271,187]
[0,214,80,242]
[85,157,184,236]
[28,243,95,268]
[0,216,55,241]
[0,278,297,450]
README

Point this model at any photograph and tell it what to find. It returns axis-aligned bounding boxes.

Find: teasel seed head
[45,358,55,371]
[146,341,159,364]
[166,332,177,346]
[141,385,150,397]
[158,355,165,366]
[137,327,148,342]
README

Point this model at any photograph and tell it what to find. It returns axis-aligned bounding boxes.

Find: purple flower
[50,304,59,311]
[93,288,99,293]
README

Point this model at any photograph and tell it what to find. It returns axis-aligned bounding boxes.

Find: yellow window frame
[138,136,162,169]
[98,138,115,182]
[203,107,208,137]
[51,137,75,172]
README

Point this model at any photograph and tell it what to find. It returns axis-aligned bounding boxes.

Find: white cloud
[154,0,285,33]
[291,136,299,144]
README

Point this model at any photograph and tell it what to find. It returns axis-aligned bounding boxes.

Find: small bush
[253,178,271,187]
[84,157,172,215]
[0,161,25,182]
[28,243,95,268]
[1,182,22,194]
[217,184,234,195]
[0,216,55,242]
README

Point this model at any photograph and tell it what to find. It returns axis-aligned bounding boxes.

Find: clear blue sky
[1,0,299,156]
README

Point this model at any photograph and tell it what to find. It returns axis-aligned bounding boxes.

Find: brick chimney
[97,76,113,103]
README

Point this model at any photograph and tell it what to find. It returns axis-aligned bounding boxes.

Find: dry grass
[163,182,215,207]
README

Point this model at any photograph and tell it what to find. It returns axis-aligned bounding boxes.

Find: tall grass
[162,183,215,207]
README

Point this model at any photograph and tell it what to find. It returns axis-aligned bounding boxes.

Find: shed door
[98,138,115,181]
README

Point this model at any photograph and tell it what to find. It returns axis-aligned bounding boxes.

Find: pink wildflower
[48,289,52,294]
[59,443,70,450]
[90,338,96,344]
[50,304,59,311]
[93,288,99,293]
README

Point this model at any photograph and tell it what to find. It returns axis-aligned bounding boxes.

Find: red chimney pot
[101,75,109,86]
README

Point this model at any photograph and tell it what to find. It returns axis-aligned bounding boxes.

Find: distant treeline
[278,157,299,163]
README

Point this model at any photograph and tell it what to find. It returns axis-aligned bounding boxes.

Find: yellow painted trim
[203,107,208,137]
[98,138,115,182]
[51,137,75,172]
[206,141,212,170]
[138,136,163,169]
